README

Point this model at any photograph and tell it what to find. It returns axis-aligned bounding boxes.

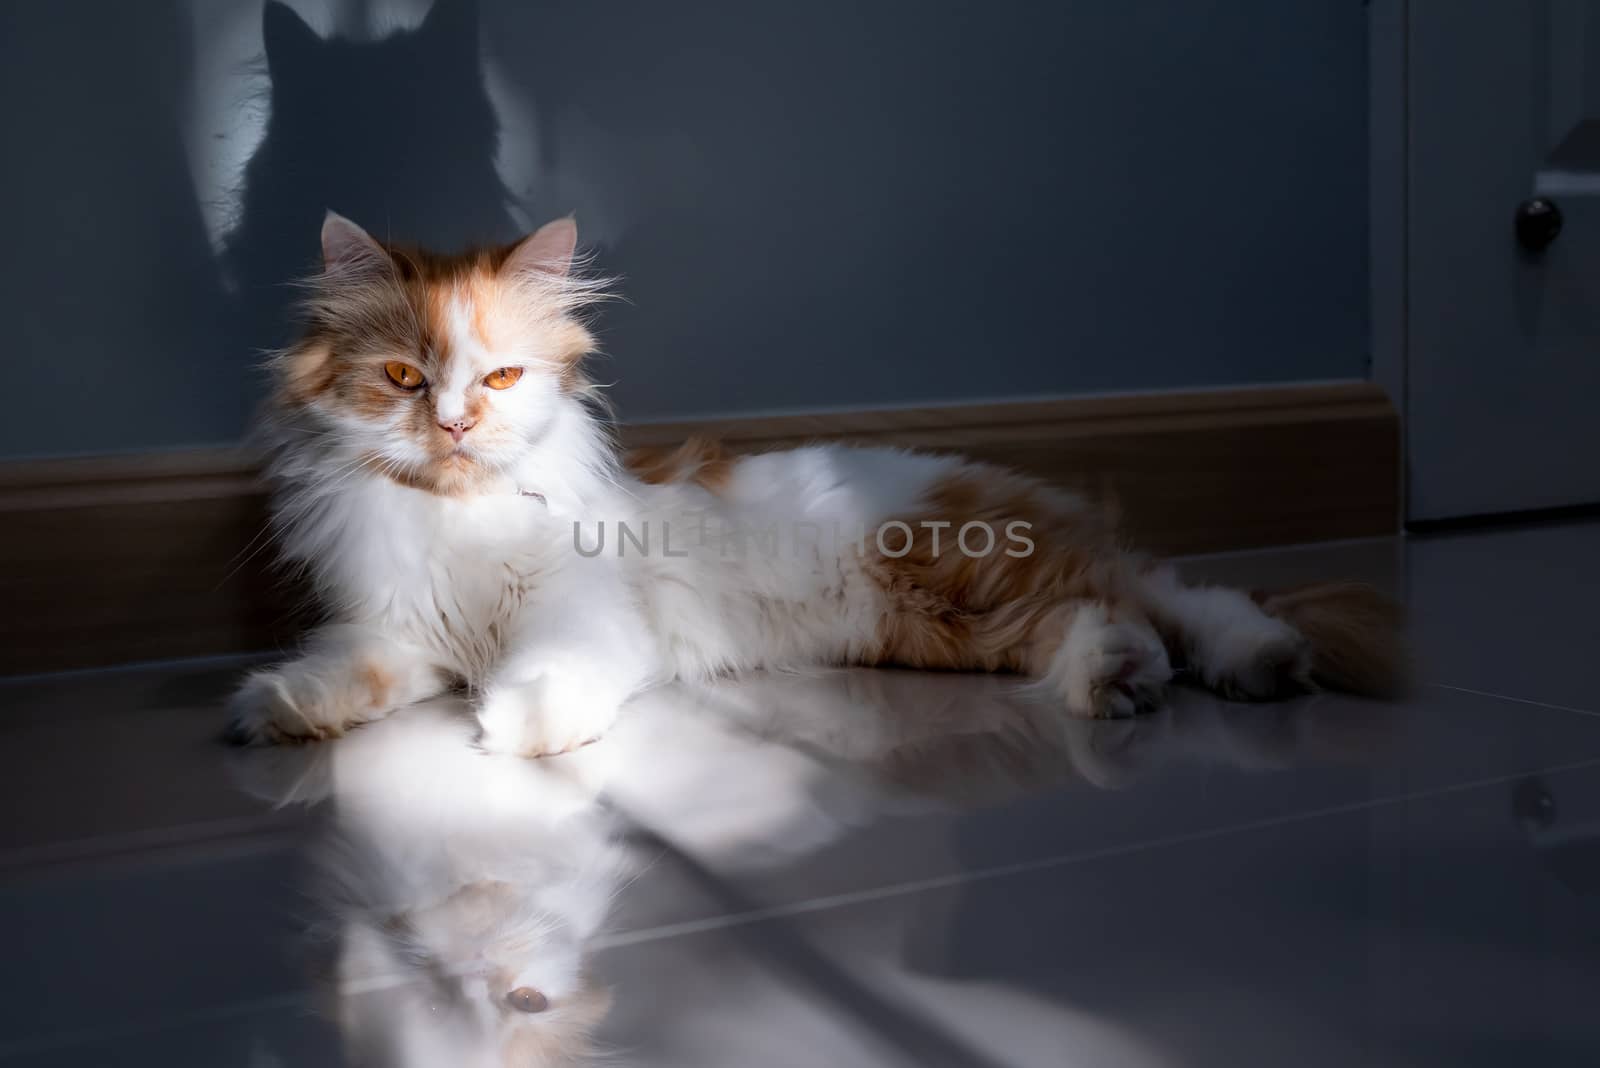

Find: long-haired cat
[230,212,1407,756]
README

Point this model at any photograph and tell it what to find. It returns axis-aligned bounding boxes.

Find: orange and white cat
[230,213,1405,756]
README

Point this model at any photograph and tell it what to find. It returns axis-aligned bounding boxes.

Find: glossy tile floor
[3,522,1599,1066]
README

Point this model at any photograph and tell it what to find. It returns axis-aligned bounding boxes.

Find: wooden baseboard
[0,453,306,677]
[0,382,1398,675]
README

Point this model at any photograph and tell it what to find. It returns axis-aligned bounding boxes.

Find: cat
[223,0,515,351]
[228,211,1408,757]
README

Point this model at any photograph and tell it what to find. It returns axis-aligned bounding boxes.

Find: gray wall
[0,0,1367,459]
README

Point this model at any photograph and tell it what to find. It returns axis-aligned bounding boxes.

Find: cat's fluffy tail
[1252,583,1411,699]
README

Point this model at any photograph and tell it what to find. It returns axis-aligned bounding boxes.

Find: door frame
[1369,0,1410,521]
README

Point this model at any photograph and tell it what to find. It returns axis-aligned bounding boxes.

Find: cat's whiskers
[214,520,284,592]
[280,452,384,520]
[275,425,341,441]
[216,445,381,591]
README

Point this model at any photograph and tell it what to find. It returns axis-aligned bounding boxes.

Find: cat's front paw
[227,665,387,745]
[476,672,621,758]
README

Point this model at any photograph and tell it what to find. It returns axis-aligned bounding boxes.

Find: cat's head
[337,880,612,1066]
[272,212,604,495]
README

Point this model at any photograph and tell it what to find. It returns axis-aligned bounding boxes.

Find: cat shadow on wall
[224,0,520,351]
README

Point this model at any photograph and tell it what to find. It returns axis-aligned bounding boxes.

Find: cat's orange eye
[383,362,425,390]
[483,366,524,391]
[506,987,549,1014]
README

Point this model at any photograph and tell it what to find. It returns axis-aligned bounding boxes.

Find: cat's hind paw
[1052,607,1172,719]
[1198,616,1313,701]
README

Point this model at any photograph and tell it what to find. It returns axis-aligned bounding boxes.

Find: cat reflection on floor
[229,671,1382,1065]
[232,705,619,1067]
[593,669,1388,873]
[586,675,1390,1068]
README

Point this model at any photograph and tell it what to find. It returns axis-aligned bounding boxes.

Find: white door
[1404,0,1600,521]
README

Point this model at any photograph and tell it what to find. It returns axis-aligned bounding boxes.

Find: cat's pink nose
[438,418,474,443]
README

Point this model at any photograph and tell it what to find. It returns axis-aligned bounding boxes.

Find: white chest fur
[286,474,574,677]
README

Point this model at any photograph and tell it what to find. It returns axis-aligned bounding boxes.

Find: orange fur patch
[280,339,337,407]
[624,436,735,493]
[357,661,394,710]
[1253,582,1411,697]
[862,464,1138,674]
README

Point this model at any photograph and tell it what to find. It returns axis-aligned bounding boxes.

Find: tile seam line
[1428,682,1600,719]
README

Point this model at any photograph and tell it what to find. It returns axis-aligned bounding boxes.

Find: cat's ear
[419,0,479,56]
[263,1,321,79]
[320,211,386,273]
[502,218,578,280]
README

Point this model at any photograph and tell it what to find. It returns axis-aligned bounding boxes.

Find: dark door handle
[1515,197,1563,253]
